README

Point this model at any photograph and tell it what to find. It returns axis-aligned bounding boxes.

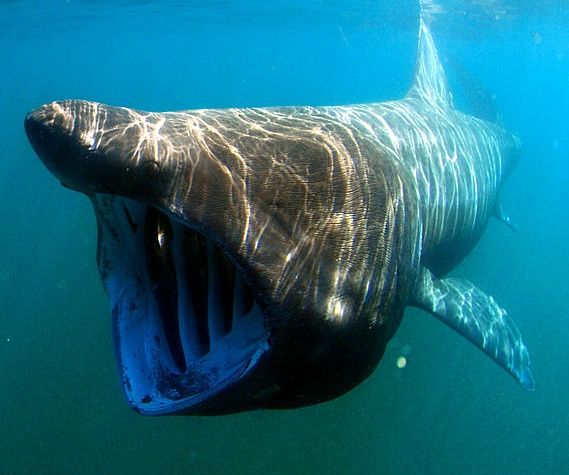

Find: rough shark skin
[24,20,533,416]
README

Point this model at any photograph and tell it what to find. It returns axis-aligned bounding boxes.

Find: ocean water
[1,1,568,474]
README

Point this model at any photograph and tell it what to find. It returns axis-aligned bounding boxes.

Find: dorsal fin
[407,18,453,108]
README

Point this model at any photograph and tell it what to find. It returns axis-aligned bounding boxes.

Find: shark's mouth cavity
[98,197,267,415]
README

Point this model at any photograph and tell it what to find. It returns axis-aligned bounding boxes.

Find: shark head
[25,99,408,415]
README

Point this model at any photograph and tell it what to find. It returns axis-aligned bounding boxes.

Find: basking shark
[25,20,533,416]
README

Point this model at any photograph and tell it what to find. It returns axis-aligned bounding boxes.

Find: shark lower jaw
[94,195,268,415]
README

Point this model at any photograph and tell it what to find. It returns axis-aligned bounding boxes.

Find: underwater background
[1,0,568,473]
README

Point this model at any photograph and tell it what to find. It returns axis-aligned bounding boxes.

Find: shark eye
[142,159,160,175]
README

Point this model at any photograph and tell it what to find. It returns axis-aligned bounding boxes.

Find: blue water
[1,1,568,473]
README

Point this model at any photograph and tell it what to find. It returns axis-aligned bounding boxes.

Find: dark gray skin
[24,21,533,416]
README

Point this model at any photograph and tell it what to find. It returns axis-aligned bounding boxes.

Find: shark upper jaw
[95,194,270,415]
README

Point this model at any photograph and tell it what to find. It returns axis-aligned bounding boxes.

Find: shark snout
[25,100,171,200]
[25,102,70,169]
[25,100,98,150]
[25,100,100,191]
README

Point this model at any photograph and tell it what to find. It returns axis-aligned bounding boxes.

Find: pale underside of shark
[24,19,533,416]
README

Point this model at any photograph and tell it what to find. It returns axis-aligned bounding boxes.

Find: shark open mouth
[95,196,268,415]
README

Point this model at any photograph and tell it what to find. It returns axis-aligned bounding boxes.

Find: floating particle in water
[337,25,350,47]
[533,32,543,45]
[396,356,407,369]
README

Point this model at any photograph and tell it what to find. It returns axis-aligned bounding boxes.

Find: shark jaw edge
[95,195,269,415]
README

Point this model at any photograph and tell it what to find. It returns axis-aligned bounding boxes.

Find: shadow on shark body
[24,19,533,416]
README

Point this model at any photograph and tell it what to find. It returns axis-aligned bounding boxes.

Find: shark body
[25,20,533,415]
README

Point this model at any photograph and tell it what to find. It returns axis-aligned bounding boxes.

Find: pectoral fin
[412,268,534,390]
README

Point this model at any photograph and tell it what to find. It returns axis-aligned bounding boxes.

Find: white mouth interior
[95,196,267,415]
